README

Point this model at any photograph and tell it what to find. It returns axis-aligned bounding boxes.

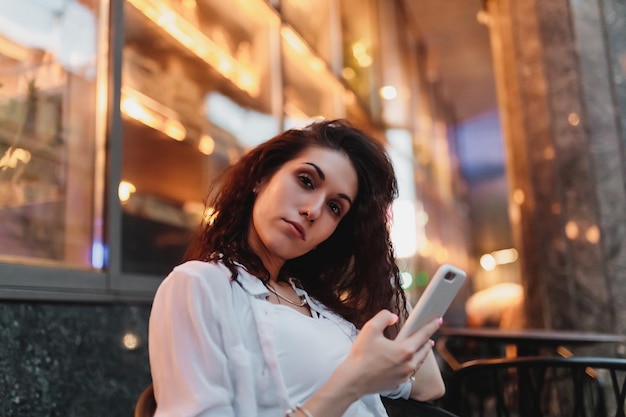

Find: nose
[301,195,324,223]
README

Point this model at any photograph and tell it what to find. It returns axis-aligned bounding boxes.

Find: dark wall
[0,302,151,417]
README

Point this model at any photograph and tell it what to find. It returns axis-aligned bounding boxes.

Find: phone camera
[444,272,456,281]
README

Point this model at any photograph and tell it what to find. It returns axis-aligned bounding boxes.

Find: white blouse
[149,260,410,417]
[272,303,377,417]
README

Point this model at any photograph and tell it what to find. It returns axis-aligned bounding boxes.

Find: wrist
[285,404,314,417]
[328,360,365,401]
[299,361,364,417]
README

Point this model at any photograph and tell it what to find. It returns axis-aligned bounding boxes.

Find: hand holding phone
[396,264,466,340]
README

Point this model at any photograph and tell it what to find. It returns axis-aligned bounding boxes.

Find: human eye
[328,201,342,216]
[298,173,314,189]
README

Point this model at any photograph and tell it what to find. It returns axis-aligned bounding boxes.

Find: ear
[254,177,269,194]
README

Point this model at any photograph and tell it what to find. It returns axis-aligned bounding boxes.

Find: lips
[285,219,306,240]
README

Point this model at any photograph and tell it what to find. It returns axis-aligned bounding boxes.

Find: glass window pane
[378,7,412,128]
[122,0,280,275]
[0,0,103,268]
[339,0,377,115]
[281,26,343,128]
[280,0,334,66]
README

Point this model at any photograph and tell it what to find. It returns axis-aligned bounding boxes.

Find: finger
[412,339,434,365]
[404,343,432,378]
[364,309,399,333]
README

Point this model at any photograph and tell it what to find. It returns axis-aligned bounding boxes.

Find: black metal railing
[441,356,626,417]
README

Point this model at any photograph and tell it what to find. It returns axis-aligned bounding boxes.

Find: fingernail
[430,339,435,346]
[438,317,443,325]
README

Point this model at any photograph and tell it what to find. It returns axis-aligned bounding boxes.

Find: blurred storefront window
[338,0,378,117]
[0,0,105,269]
[121,0,280,275]
[0,0,467,301]
[281,25,343,129]
[280,0,335,67]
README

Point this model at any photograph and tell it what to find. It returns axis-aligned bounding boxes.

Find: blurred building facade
[1,0,624,414]
[484,0,626,337]
[0,0,469,414]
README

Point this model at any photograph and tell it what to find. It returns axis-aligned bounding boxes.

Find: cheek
[252,197,272,233]
[251,184,283,232]
[253,185,275,217]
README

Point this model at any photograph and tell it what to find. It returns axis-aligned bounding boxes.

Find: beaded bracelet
[285,404,314,417]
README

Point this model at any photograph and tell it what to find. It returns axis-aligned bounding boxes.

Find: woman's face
[249,146,358,270]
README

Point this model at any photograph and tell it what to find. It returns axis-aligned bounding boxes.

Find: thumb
[364,309,399,333]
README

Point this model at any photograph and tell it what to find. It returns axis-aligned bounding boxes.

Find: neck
[257,255,284,284]
[247,225,284,282]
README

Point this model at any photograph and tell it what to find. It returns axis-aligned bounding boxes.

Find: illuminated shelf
[127,0,260,97]
[121,85,187,141]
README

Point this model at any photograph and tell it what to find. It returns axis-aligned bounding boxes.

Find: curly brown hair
[184,119,408,329]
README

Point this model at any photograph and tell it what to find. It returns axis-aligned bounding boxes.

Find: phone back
[397,264,466,340]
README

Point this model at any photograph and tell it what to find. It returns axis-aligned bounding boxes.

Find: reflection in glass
[122,0,279,275]
[0,0,103,268]
[280,0,335,66]
[281,26,343,129]
[338,0,377,115]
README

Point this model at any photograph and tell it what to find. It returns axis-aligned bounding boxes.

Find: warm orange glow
[342,67,356,80]
[118,181,137,203]
[585,225,600,244]
[198,134,216,155]
[281,25,328,74]
[204,206,218,225]
[284,102,310,120]
[121,96,161,130]
[121,86,187,141]
[357,55,372,68]
[435,246,449,263]
[480,254,496,271]
[418,238,433,257]
[565,221,579,240]
[351,41,372,67]
[352,41,367,58]
[543,146,555,160]
[512,189,525,205]
[281,26,307,54]
[380,86,398,100]
[127,0,259,96]
[481,248,519,270]
[122,332,139,350]
[162,119,186,141]
[0,147,31,169]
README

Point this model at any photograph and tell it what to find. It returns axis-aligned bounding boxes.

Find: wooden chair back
[134,383,156,417]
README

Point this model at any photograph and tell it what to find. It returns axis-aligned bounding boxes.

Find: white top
[272,304,376,417]
[149,260,411,417]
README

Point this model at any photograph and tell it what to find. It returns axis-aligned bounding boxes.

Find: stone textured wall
[0,302,151,417]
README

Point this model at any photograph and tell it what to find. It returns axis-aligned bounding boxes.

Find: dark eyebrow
[304,162,325,180]
[304,162,354,207]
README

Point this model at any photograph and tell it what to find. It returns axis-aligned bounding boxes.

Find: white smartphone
[396,264,467,340]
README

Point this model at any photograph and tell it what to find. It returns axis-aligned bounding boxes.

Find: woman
[149,119,445,417]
